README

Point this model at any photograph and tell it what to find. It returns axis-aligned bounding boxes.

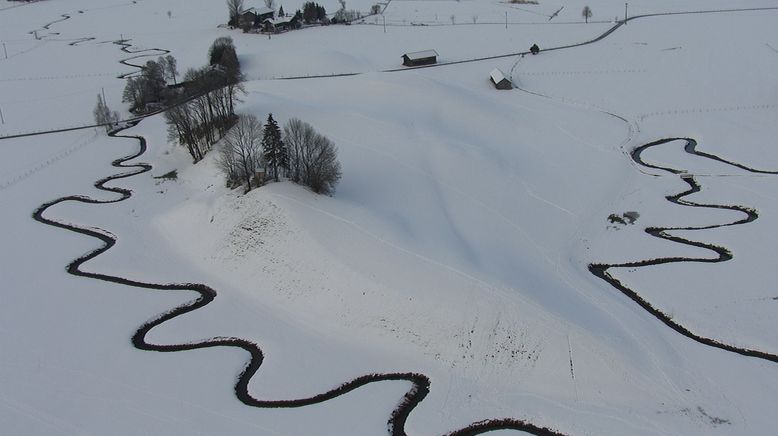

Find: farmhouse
[263,15,301,33]
[402,50,438,67]
[489,68,512,90]
[238,7,275,29]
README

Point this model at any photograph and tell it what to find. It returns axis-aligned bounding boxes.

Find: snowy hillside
[2,0,778,435]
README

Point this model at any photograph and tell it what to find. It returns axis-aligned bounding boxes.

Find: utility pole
[2,42,7,60]
[0,106,5,125]
[382,14,386,33]
[624,2,628,24]
[505,12,508,29]
[101,87,107,106]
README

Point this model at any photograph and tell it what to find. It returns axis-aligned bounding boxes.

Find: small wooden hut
[489,68,512,90]
[401,50,438,67]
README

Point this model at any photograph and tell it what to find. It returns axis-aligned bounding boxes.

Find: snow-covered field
[2,0,778,434]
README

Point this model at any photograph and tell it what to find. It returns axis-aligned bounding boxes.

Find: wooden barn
[489,68,512,90]
[402,50,438,67]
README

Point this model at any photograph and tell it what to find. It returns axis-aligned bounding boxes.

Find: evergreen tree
[302,2,326,23]
[279,5,285,16]
[262,113,287,182]
[208,37,241,84]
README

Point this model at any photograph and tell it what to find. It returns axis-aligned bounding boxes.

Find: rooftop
[490,68,508,84]
[243,6,275,16]
[403,50,439,60]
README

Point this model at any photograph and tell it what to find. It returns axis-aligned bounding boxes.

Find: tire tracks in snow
[589,138,778,364]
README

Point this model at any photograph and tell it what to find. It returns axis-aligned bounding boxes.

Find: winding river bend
[31,128,566,436]
[26,31,565,436]
[590,138,778,364]
[22,5,778,434]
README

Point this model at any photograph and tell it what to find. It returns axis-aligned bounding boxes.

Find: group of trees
[218,114,341,195]
[332,0,362,23]
[283,117,341,194]
[164,37,244,163]
[208,36,241,83]
[99,55,176,130]
[302,1,327,24]
[122,55,178,113]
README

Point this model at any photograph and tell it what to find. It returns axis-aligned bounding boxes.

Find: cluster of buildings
[234,12,514,90]
[237,6,301,33]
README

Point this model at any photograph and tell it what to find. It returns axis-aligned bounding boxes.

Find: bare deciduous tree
[159,54,178,84]
[218,114,263,191]
[163,39,244,163]
[93,94,119,132]
[165,101,205,162]
[227,0,245,26]
[304,132,341,195]
[582,6,592,23]
[283,117,314,182]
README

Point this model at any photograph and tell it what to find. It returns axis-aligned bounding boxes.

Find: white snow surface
[2,0,778,435]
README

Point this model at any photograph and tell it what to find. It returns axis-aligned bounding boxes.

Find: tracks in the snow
[589,138,778,364]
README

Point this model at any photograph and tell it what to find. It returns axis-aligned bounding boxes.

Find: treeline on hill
[122,55,178,114]
[119,35,340,194]
[331,0,364,24]
[145,37,243,163]
[302,1,327,24]
[217,114,342,195]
